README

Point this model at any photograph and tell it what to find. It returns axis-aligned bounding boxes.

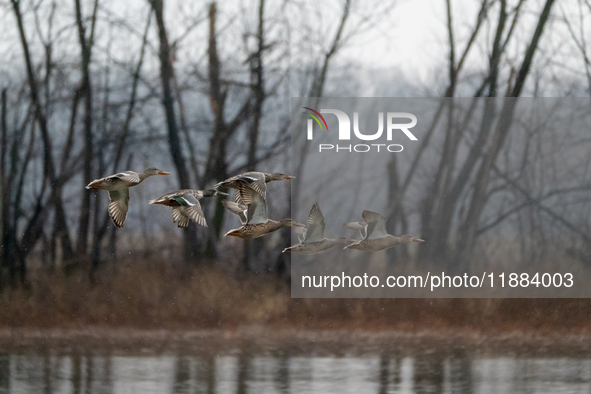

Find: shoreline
[1,327,591,357]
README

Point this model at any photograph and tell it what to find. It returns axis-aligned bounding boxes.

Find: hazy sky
[0,0,587,96]
[0,0,502,90]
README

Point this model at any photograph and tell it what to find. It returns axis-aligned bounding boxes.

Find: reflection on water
[2,348,591,393]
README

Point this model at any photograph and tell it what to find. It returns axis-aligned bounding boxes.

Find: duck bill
[158,171,171,175]
[284,175,295,179]
[85,181,100,190]
[149,199,166,205]
[413,238,425,243]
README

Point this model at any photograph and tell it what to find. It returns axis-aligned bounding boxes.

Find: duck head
[265,172,295,182]
[144,167,171,176]
[400,234,424,243]
[280,219,305,228]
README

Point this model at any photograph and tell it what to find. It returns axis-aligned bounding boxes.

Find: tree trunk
[74,0,98,257]
[0,89,7,286]
[243,0,267,271]
[11,0,74,283]
[150,0,200,262]
[204,2,228,255]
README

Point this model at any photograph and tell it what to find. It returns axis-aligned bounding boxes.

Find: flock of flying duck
[85,168,424,254]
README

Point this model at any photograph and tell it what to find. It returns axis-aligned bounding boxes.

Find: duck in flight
[222,185,304,239]
[283,203,348,254]
[149,189,226,228]
[344,210,424,251]
[215,171,294,204]
[85,167,170,227]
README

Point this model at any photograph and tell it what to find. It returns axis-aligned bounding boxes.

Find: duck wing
[217,171,265,191]
[108,188,130,227]
[362,210,388,240]
[237,172,267,198]
[150,189,193,206]
[171,204,207,228]
[239,185,267,225]
[110,171,141,185]
[222,200,248,224]
[343,221,368,239]
[178,192,207,227]
[218,172,267,205]
[303,203,325,243]
[171,207,190,228]
[234,185,267,207]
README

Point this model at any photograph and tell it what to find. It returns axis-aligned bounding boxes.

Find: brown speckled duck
[344,210,424,252]
[283,203,348,254]
[85,167,170,227]
[222,185,304,239]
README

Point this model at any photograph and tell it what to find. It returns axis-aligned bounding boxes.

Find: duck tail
[224,228,242,237]
[344,241,360,250]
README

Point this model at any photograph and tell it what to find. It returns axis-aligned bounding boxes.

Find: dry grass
[1,260,591,334]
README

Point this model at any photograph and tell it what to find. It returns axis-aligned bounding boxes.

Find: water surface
[2,332,590,393]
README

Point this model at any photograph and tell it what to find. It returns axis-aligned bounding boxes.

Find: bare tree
[310,0,350,98]
[148,0,200,261]
[92,9,153,266]
[381,0,557,269]
[0,89,8,285]
[74,0,99,256]
[201,2,252,257]
[9,0,74,283]
[2,0,588,284]
[455,0,556,267]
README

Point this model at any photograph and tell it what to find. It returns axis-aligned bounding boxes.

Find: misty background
[1,0,590,285]
[290,97,591,297]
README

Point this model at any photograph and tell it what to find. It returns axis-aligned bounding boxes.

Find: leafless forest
[1,0,591,291]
